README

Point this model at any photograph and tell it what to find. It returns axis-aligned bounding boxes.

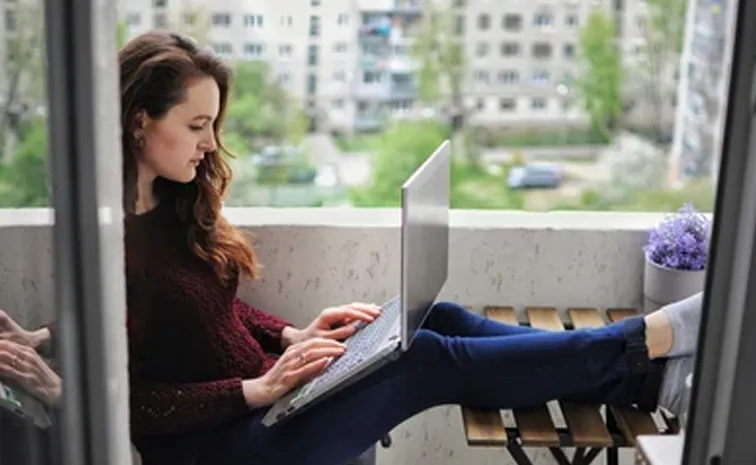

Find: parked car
[507,163,563,189]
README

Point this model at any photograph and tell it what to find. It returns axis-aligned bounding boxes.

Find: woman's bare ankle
[644,311,673,359]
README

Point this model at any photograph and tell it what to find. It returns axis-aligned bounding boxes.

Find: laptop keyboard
[292,296,400,402]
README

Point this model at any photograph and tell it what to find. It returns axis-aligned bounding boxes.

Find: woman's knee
[429,301,467,321]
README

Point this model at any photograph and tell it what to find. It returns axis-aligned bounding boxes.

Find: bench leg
[548,447,572,465]
[606,448,619,465]
[581,448,603,465]
[506,442,534,465]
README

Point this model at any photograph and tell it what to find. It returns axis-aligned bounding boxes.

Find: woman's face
[136,76,220,184]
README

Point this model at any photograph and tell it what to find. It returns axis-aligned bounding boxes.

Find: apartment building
[116,0,674,134]
[670,0,734,182]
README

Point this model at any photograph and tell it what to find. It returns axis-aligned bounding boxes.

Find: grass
[333,134,381,153]
[450,162,525,210]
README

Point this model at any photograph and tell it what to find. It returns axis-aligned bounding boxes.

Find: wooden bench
[460,306,679,465]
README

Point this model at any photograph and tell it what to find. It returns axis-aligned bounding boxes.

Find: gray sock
[664,292,704,357]
[658,356,695,417]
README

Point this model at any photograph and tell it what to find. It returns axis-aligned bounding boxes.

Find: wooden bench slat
[460,306,511,447]
[461,407,508,446]
[607,308,639,323]
[506,307,560,447]
[532,307,614,447]
[581,307,662,445]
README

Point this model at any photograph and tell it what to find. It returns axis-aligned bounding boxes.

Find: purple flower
[643,204,712,271]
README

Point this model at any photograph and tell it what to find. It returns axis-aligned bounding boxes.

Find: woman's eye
[189,125,204,132]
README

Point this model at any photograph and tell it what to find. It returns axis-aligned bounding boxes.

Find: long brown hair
[119,30,259,282]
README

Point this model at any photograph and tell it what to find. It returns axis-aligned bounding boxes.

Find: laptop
[0,380,52,429]
[262,139,451,427]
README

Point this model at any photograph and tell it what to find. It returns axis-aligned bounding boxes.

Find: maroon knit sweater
[125,202,292,437]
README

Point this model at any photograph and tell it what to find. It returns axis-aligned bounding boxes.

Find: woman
[111,30,703,465]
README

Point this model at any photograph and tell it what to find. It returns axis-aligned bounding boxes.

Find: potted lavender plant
[642,204,712,313]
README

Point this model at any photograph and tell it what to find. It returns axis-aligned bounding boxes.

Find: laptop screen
[400,141,451,351]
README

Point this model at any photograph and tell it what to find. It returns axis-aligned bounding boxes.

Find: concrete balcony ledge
[0,207,677,465]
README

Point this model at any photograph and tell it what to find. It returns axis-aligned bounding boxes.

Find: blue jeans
[139,302,656,465]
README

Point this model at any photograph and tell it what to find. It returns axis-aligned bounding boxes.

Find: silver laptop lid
[400,140,451,351]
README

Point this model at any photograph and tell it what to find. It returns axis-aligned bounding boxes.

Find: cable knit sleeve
[130,377,249,435]
[233,297,292,354]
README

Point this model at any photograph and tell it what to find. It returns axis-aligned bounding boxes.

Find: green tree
[225,61,307,153]
[576,10,623,140]
[169,0,212,45]
[1,2,45,159]
[0,118,50,207]
[411,5,478,165]
[351,121,449,207]
[636,0,688,139]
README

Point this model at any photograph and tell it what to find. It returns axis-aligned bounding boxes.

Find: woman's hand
[292,302,381,345]
[242,337,347,407]
[0,340,61,407]
[0,310,39,348]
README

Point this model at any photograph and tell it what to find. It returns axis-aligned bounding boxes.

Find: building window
[279,44,293,58]
[307,74,318,95]
[498,70,519,84]
[212,13,231,27]
[531,69,550,86]
[362,71,383,83]
[310,15,321,36]
[311,0,321,5]
[502,14,522,31]
[477,13,491,30]
[533,12,554,28]
[244,14,263,28]
[280,15,293,26]
[338,13,349,25]
[475,42,490,58]
[213,42,233,55]
[333,70,347,82]
[334,42,348,53]
[474,70,490,83]
[332,99,345,109]
[244,43,264,57]
[153,0,167,7]
[500,98,516,111]
[125,13,141,27]
[308,45,319,66]
[153,13,167,28]
[531,98,547,110]
[564,43,575,58]
[565,14,579,28]
[447,15,461,36]
[500,42,520,56]
[532,42,552,58]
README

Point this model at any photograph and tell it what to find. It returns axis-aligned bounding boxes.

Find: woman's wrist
[281,326,303,349]
[241,377,274,408]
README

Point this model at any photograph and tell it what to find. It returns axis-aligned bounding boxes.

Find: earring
[134,132,144,149]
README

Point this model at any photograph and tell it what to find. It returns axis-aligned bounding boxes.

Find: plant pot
[643,258,706,313]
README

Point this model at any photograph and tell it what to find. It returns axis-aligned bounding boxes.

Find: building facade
[116,0,676,134]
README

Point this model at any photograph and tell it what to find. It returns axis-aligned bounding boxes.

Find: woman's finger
[290,357,332,385]
[321,324,356,341]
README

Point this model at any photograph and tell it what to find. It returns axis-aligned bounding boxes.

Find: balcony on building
[0,207,680,465]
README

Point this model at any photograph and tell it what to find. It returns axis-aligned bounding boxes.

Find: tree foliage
[575,10,623,140]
